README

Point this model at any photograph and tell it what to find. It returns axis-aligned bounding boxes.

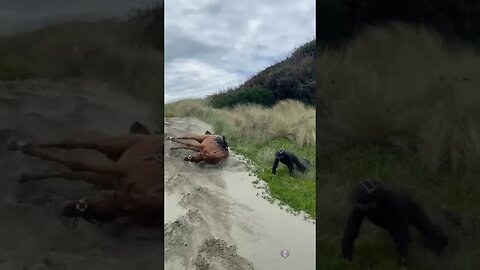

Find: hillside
[0,3,163,115]
[208,40,315,108]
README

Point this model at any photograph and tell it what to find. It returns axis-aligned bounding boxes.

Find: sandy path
[0,79,162,270]
[164,117,315,270]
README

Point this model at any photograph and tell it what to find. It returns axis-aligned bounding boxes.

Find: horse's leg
[172,135,209,143]
[170,139,206,151]
[170,145,202,152]
[20,171,117,189]
[20,143,125,177]
[14,135,139,161]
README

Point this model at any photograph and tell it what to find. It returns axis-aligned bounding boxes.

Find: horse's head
[184,154,202,163]
[62,195,123,225]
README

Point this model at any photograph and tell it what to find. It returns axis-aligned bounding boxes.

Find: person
[271,149,307,177]
[341,180,449,267]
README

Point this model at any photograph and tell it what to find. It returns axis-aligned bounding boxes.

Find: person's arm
[272,158,279,175]
[341,208,365,262]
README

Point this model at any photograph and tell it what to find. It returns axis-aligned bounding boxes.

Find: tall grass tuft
[318,23,480,173]
[0,5,163,109]
[167,99,315,147]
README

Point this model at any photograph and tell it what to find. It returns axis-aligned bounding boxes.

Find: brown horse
[168,131,229,164]
[7,121,163,226]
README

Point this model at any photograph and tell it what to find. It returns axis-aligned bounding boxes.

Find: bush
[207,40,315,107]
[209,86,275,108]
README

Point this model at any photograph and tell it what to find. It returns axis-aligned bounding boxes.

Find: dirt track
[164,117,315,270]
[0,79,162,270]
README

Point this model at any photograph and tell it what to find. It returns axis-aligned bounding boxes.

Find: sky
[0,0,158,35]
[165,0,316,103]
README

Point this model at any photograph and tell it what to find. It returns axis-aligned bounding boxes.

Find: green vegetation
[318,0,480,47]
[209,86,275,108]
[166,99,316,218]
[318,23,480,269]
[0,4,163,115]
[208,40,315,108]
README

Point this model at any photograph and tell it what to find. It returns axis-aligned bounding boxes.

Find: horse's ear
[126,182,136,194]
[129,121,151,134]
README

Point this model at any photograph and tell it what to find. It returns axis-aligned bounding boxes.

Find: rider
[271,149,307,177]
[341,180,449,267]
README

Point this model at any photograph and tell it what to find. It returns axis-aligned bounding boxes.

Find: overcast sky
[0,0,158,35]
[165,0,315,103]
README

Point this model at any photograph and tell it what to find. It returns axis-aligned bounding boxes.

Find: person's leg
[408,201,448,254]
[291,154,307,173]
[389,230,410,267]
[285,161,295,177]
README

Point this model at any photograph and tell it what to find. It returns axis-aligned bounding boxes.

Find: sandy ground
[164,117,315,270]
[0,79,162,270]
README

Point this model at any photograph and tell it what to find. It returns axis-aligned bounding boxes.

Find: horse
[6,121,163,227]
[168,130,229,164]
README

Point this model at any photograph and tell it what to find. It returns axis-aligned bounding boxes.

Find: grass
[318,23,480,269]
[0,9,163,115]
[166,99,316,218]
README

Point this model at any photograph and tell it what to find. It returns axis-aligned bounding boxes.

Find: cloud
[165,0,315,103]
[165,58,243,102]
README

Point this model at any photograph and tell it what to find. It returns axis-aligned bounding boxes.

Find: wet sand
[164,117,315,270]
[0,79,162,270]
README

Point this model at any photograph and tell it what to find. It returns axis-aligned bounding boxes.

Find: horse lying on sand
[7,121,163,227]
[168,131,229,164]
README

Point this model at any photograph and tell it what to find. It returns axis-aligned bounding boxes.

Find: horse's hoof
[6,140,27,151]
[19,172,33,183]
[20,143,36,155]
